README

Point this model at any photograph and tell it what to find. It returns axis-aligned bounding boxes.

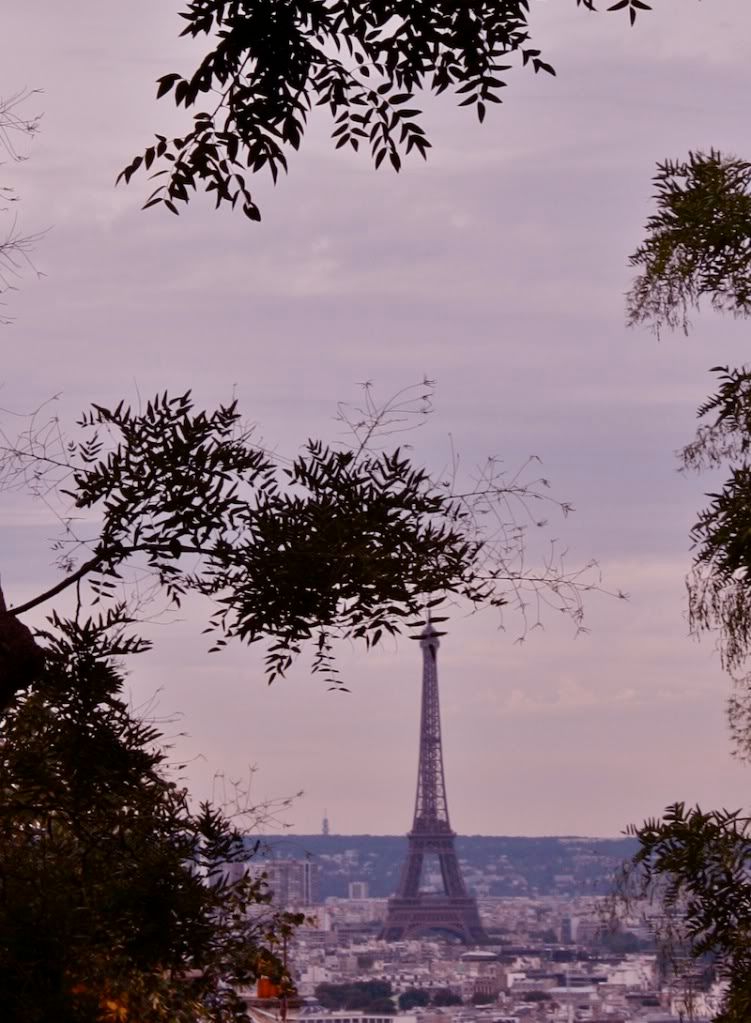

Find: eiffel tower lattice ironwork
[380,623,488,944]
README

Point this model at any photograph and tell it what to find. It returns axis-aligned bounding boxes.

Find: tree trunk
[0,585,45,712]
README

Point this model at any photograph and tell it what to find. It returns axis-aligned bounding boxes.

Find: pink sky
[3,0,751,836]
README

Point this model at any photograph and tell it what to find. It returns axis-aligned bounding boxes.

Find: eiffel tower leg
[438,848,467,898]
[400,847,424,898]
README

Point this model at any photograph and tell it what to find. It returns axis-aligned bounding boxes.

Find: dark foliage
[674,366,751,684]
[627,803,751,1023]
[432,987,462,1006]
[627,151,751,335]
[598,929,651,954]
[626,141,751,1023]
[368,998,398,1014]
[5,392,484,698]
[396,987,462,1009]
[120,0,652,220]
[0,585,45,708]
[3,387,599,705]
[398,988,431,1010]
[626,150,751,727]
[0,609,300,1022]
[315,980,394,1012]
[470,991,495,1004]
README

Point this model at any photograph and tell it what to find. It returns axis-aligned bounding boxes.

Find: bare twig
[0,88,44,321]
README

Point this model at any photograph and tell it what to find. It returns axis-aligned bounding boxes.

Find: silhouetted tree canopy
[625,804,751,1023]
[0,607,300,1023]
[120,0,653,220]
[315,980,393,1011]
[627,151,751,336]
[398,988,431,1010]
[471,992,496,1004]
[432,987,463,1006]
[519,990,550,1003]
[1,384,600,708]
[626,147,751,1023]
[627,154,751,707]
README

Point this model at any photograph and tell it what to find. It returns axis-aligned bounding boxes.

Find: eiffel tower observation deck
[380,623,488,944]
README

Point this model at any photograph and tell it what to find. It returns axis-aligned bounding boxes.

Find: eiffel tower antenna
[380,622,487,944]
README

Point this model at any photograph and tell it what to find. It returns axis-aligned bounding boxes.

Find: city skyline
[3,0,751,837]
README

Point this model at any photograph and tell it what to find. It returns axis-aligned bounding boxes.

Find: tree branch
[9,555,102,616]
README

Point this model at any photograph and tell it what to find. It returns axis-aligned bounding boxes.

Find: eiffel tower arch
[380,624,488,945]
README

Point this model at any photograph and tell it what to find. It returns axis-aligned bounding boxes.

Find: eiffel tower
[380,623,487,944]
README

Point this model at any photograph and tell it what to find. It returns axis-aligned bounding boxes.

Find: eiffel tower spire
[380,624,487,944]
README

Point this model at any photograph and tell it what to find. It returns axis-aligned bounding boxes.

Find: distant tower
[322,810,330,836]
[380,624,487,944]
